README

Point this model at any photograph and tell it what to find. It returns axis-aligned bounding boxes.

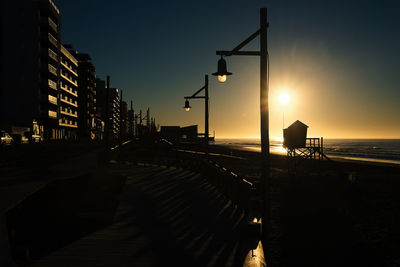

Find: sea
[214,138,400,165]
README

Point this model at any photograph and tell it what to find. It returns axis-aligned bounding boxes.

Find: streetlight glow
[217,75,227,83]
[184,99,191,111]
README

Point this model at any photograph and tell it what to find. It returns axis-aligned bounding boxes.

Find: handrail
[305,137,320,148]
[48,110,57,118]
[48,95,57,105]
[48,48,58,61]
[48,17,58,32]
[48,33,58,47]
[59,84,78,97]
[60,45,78,66]
[60,97,78,107]
[60,73,78,87]
[48,64,57,75]
[48,79,57,90]
[60,61,78,77]
[60,109,78,118]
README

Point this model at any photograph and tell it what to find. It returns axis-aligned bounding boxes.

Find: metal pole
[205,75,209,144]
[139,110,142,138]
[260,7,270,248]
[105,76,110,147]
[260,8,269,156]
[147,108,150,128]
[120,90,123,143]
[130,100,133,138]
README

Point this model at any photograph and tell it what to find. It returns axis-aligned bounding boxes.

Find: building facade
[1,0,62,139]
[120,101,128,140]
[1,0,79,140]
[58,44,79,139]
[95,78,120,143]
[68,50,97,140]
[109,88,121,141]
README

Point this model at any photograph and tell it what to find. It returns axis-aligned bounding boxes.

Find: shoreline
[211,143,400,168]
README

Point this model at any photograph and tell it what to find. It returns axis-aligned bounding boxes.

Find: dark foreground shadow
[6,172,126,263]
[30,165,250,267]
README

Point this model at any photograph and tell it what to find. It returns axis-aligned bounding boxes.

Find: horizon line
[214,136,400,140]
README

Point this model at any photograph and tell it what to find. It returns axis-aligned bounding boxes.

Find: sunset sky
[56,0,400,139]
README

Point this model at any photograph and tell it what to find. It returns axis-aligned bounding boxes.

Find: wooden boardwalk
[32,165,249,267]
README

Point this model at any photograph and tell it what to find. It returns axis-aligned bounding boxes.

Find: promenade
[2,140,400,267]
[1,142,265,267]
[32,164,249,266]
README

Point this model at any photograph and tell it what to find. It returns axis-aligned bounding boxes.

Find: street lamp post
[213,8,270,242]
[213,8,269,156]
[183,74,209,144]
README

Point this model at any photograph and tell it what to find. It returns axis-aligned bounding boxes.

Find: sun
[278,93,290,105]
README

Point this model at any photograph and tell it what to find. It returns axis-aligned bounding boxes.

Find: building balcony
[59,119,78,128]
[48,95,57,105]
[61,61,78,77]
[48,17,58,32]
[48,64,57,76]
[60,84,78,97]
[60,97,78,107]
[60,73,78,87]
[48,33,58,47]
[60,109,78,118]
[60,45,78,66]
[48,48,58,62]
[48,79,58,90]
[48,110,57,118]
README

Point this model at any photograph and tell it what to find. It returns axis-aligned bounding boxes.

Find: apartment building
[109,88,121,140]
[67,50,98,140]
[0,0,62,139]
[95,78,120,142]
[120,101,128,140]
[58,44,79,139]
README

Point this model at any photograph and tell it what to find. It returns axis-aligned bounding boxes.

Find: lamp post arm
[184,96,206,99]
[232,29,261,52]
[184,84,207,99]
[216,28,262,57]
[216,51,260,56]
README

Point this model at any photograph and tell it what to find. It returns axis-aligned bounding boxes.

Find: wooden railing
[305,138,320,148]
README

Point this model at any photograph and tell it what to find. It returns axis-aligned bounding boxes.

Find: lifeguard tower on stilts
[283,120,330,160]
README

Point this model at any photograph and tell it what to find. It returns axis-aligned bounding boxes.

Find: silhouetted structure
[283,120,308,149]
[283,120,329,160]
[95,77,120,142]
[181,125,198,142]
[160,125,213,143]
[68,49,98,140]
[160,126,181,143]
[128,101,134,138]
[94,78,108,140]
[183,75,209,144]
[109,88,121,140]
[120,101,128,140]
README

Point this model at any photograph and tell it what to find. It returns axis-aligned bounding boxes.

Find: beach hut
[283,120,308,149]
